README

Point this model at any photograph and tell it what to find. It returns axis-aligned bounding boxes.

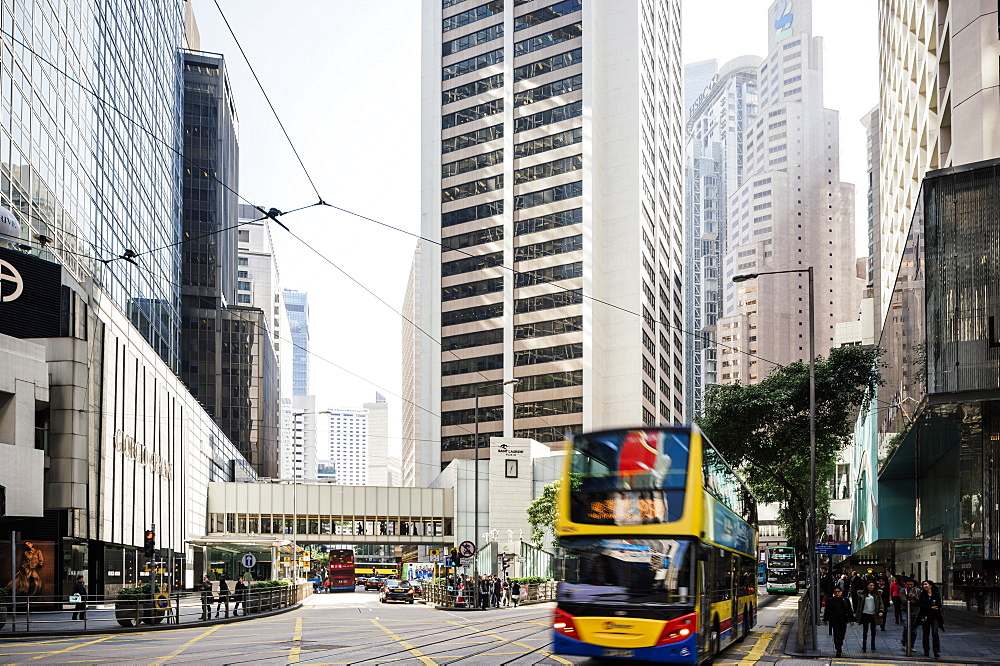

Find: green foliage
[116,583,152,601]
[509,576,549,585]
[250,579,289,588]
[526,474,581,548]
[696,345,883,551]
[0,586,9,598]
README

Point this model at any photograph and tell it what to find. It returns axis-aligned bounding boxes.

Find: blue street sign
[815,543,852,555]
[242,553,257,568]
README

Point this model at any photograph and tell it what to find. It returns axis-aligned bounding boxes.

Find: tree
[526,475,581,548]
[696,345,882,551]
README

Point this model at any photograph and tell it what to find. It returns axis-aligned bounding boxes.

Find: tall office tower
[861,106,881,322]
[402,244,437,486]
[418,0,685,468]
[326,408,370,486]
[284,289,310,396]
[365,393,389,485]
[717,0,859,383]
[179,51,279,477]
[0,0,187,370]
[878,0,1000,325]
[683,56,760,418]
[683,59,718,119]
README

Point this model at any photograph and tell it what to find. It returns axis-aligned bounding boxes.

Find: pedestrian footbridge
[200,482,454,547]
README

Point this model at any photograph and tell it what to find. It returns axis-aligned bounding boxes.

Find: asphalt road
[0,589,797,665]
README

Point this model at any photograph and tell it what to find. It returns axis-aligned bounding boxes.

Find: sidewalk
[788,612,1000,663]
[0,598,300,638]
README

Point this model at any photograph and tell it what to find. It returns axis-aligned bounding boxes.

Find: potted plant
[0,586,9,629]
[115,583,164,626]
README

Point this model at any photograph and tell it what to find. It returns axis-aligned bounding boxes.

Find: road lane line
[739,608,790,665]
[289,617,304,663]
[542,651,574,664]
[150,625,221,665]
[29,635,115,661]
[370,618,437,665]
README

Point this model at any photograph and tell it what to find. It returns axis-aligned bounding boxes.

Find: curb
[0,602,302,638]
[431,599,554,611]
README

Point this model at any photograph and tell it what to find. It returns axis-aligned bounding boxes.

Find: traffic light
[143,530,156,558]
[450,548,460,566]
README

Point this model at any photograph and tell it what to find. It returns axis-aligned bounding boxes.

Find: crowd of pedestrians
[446,574,523,608]
[819,568,945,659]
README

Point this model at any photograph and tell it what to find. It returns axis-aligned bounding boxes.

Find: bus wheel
[738,606,751,641]
[706,616,720,663]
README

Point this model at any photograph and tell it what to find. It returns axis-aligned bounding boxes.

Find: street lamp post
[473,378,518,609]
[733,266,817,647]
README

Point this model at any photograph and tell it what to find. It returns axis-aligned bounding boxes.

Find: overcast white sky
[194,0,878,458]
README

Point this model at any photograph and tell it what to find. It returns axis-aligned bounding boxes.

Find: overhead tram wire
[212,0,325,205]
[278,225,571,438]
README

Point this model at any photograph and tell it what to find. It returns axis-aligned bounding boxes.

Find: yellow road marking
[370,618,437,665]
[737,608,792,666]
[288,617,304,663]
[29,635,115,661]
[543,651,574,664]
[150,625,221,665]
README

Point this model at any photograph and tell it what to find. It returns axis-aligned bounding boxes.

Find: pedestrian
[916,580,943,659]
[890,575,902,623]
[198,574,214,620]
[492,576,502,607]
[233,576,248,616]
[502,578,512,607]
[511,580,521,607]
[854,580,884,652]
[900,577,920,650]
[479,576,490,609]
[71,575,87,621]
[215,575,230,618]
[822,586,855,657]
[849,572,866,612]
[819,566,834,607]
[877,578,891,631]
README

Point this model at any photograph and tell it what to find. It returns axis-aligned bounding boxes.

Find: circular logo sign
[0,259,24,302]
[0,206,19,240]
[242,553,257,568]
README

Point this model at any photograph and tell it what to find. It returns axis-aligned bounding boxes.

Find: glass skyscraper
[0,0,187,370]
[284,288,310,396]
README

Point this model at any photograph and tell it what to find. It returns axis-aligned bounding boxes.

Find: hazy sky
[194,0,878,458]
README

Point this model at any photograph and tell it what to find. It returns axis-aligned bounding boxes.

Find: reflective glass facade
[0,0,186,370]
[865,161,1000,616]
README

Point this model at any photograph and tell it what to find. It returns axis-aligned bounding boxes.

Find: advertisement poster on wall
[0,540,59,603]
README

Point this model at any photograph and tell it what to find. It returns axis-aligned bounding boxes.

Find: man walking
[900,577,920,650]
[71,576,87,621]
[198,574,214,620]
[823,586,855,657]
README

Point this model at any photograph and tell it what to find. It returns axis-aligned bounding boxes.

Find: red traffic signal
[143,530,156,558]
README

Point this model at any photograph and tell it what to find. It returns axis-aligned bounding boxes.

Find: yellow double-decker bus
[552,426,758,663]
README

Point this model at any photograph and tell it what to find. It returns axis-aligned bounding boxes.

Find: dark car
[363,577,383,591]
[379,579,415,604]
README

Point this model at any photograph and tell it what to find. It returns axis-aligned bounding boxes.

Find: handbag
[69,594,82,603]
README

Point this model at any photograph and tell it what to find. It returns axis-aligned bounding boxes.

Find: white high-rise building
[877,0,1000,326]
[416,0,685,469]
[325,407,370,486]
[401,244,434,486]
[717,0,860,381]
[684,56,761,417]
[290,395,318,480]
[364,393,389,485]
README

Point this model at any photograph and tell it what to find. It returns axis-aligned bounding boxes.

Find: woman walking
[917,580,944,659]
[877,579,891,631]
[854,580,885,652]
[71,576,87,621]
[511,580,521,608]
[215,576,230,618]
[890,576,902,623]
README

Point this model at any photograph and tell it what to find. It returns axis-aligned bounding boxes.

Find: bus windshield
[569,429,690,525]
[557,537,694,605]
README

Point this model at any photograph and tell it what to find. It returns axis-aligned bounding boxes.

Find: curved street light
[733,266,817,646]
